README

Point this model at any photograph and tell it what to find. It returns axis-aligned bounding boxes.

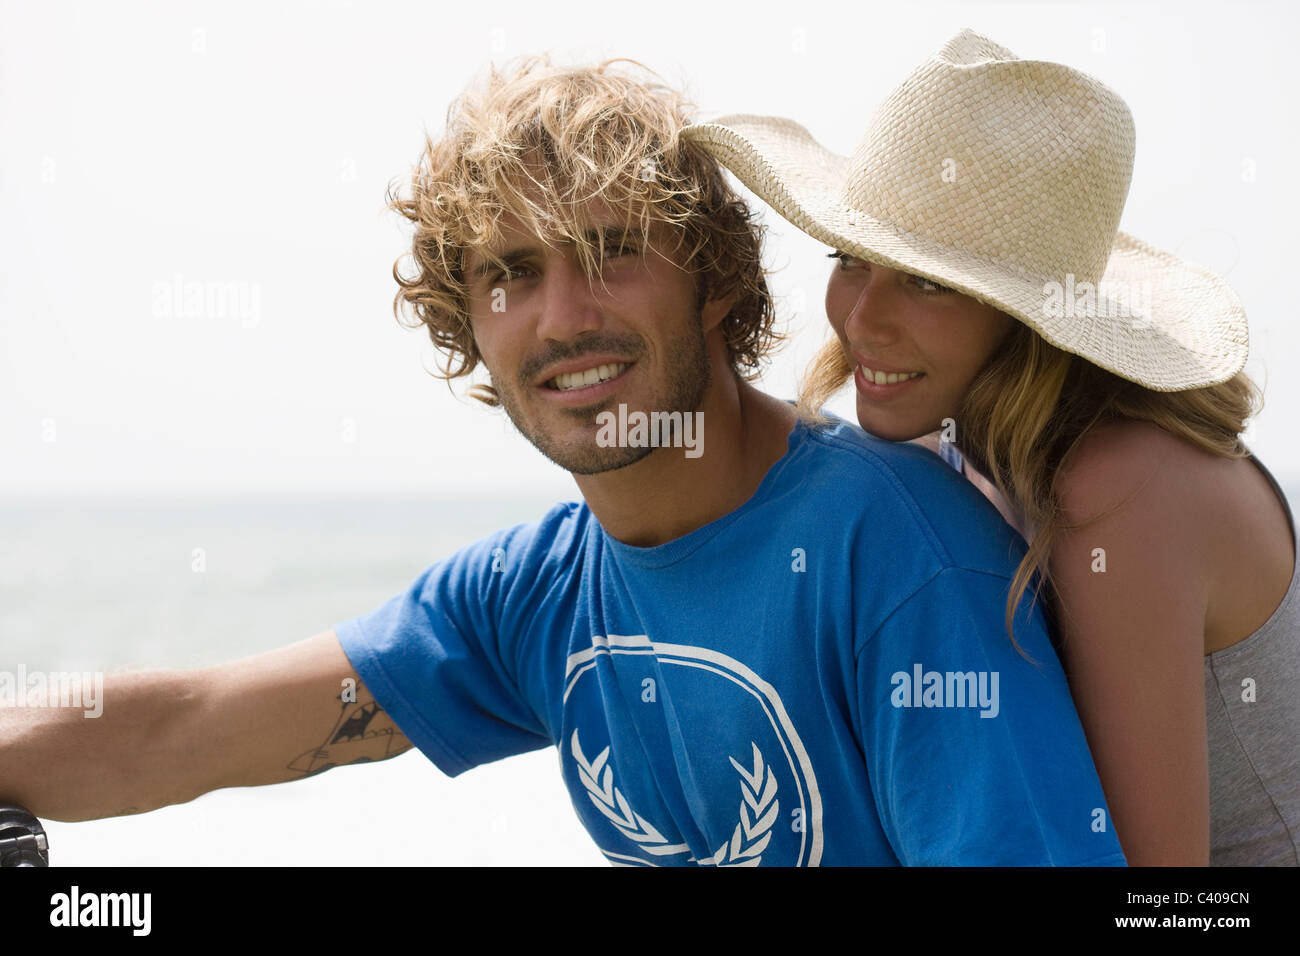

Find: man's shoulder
[791,414,981,511]
[482,499,594,564]
[421,500,593,593]
[790,416,1028,577]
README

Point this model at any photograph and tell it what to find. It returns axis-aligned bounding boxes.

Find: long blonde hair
[797,321,1263,647]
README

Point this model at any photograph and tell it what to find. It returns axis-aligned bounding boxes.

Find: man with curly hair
[1,58,1126,867]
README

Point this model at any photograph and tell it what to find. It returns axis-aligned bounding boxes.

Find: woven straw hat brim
[683,115,1249,392]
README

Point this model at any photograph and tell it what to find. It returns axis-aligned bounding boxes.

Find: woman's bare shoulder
[1048,419,1213,642]
[1055,419,1209,526]
[1045,419,1214,867]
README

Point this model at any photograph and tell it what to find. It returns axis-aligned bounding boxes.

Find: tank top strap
[937,438,964,475]
[1245,445,1297,543]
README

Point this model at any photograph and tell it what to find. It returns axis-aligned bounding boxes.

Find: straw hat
[681,28,1247,391]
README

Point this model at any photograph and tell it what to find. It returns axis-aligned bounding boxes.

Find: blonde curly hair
[385,55,781,404]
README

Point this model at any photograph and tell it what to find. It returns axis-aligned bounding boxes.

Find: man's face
[463,201,718,475]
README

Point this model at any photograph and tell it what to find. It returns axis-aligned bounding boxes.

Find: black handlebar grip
[0,806,49,867]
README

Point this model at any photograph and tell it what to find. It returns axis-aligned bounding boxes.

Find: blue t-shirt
[335,417,1126,867]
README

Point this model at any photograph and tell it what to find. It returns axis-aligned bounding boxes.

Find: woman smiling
[684,28,1300,866]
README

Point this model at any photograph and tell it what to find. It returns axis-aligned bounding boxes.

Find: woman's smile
[853,363,925,398]
[826,253,1014,439]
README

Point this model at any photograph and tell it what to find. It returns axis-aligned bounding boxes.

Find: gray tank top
[1205,453,1300,866]
[935,440,1300,864]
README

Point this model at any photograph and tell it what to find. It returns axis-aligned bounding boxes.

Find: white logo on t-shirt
[562,634,823,866]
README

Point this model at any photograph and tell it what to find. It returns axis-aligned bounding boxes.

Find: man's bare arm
[0,631,411,822]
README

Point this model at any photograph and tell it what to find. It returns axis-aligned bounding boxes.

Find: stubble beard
[493,311,712,476]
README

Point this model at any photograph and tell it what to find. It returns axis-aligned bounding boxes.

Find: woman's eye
[826,249,952,294]
[912,274,953,294]
[826,251,951,294]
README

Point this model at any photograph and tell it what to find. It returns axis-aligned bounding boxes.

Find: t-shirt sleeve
[334,516,565,777]
[856,565,1128,866]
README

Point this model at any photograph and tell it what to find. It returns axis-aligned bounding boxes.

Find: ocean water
[0,493,576,673]
[3,479,1297,866]
[0,492,604,866]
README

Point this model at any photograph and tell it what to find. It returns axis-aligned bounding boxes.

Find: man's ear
[701,288,738,335]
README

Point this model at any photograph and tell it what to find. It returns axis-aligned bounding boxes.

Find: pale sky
[3,0,1296,497]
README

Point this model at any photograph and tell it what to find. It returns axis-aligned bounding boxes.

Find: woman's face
[825,252,1016,442]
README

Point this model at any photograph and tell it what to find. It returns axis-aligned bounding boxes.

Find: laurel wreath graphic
[570,730,779,866]
[570,729,689,856]
[698,741,780,866]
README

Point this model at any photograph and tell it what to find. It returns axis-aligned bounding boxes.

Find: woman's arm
[1046,422,1211,865]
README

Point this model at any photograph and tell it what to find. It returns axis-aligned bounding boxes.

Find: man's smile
[535,359,636,407]
[545,361,632,391]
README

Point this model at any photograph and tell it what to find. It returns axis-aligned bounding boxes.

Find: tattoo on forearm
[287,681,412,778]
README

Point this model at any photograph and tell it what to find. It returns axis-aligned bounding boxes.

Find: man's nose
[534,253,603,343]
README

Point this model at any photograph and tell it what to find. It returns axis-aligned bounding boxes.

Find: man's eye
[492,263,533,283]
[588,245,640,274]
